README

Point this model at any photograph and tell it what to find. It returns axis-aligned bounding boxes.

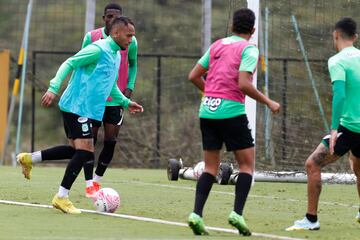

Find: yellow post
[0,50,10,155]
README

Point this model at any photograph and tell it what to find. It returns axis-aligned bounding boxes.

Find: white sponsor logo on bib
[203,97,222,111]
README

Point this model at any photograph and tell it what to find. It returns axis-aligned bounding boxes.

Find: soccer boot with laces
[188,212,209,235]
[286,217,320,231]
[17,153,33,180]
[228,211,251,236]
[85,186,97,198]
[93,181,101,192]
[52,194,81,214]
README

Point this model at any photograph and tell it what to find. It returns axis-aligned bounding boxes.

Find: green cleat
[228,211,251,236]
[188,212,209,235]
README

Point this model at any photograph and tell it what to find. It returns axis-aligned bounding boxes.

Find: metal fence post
[282,59,288,162]
[155,56,161,168]
[31,51,36,152]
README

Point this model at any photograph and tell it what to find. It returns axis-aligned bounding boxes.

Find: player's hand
[41,91,56,107]
[267,100,280,114]
[329,129,338,155]
[128,101,143,114]
[124,88,132,99]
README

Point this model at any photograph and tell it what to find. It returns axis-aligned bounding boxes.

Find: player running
[187,8,280,236]
[15,3,138,199]
[17,16,143,214]
[286,17,360,231]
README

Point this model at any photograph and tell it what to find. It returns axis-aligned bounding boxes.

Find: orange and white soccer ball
[93,188,120,213]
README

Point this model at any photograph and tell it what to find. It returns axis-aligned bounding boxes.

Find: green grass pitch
[0,166,359,239]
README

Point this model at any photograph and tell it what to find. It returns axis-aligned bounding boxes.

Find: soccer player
[286,17,360,231]
[81,3,139,198]
[17,16,143,214]
[15,3,138,198]
[187,8,280,236]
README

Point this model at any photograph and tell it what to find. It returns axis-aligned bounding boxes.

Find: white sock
[86,180,93,188]
[31,151,42,163]
[93,174,102,183]
[57,186,69,198]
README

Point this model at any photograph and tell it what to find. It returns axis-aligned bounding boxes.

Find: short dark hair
[335,17,357,39]
[109,16,133,32]
[232,8,255,34]
[104,3,122,15]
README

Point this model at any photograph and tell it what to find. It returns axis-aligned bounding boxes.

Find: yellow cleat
[52,195,81,214]
[17,153,33,180]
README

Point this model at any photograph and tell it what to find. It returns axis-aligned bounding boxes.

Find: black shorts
[92,106,124,128]
[200,115,254,151]
[322,125,360,158]
[62,111,93,139]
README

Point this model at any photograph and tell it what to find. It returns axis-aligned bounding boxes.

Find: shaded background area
[1,0,359,172]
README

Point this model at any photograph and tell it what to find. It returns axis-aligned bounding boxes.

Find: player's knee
[104,129,119,142]
[305,158,319,173]
[104,124,120,141]
[104,140,116,150]
[237,161,254,172]
[104,136,117,142]
[305,159,312,170]
[74,138,94,152]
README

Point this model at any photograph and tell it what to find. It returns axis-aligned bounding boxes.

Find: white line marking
[116,180,359,209]
[0,199,304,240]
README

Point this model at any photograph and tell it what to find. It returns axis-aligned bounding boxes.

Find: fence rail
[31,50,327,167]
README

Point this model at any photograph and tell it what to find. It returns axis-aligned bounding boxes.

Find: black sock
[234,173,252,215]
[95,140,116,177]
[306,213,318,223]
[82,137,98,181]
[41,145,75,160]
[83,159,95,181]
[60,150,94,190]
[193,172,215,217]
